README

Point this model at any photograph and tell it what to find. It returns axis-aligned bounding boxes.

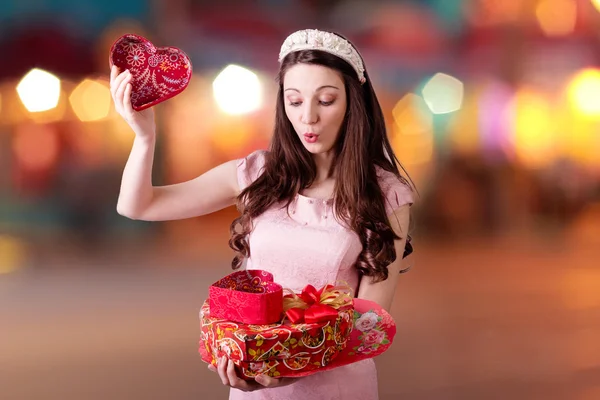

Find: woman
[111,29,414,400]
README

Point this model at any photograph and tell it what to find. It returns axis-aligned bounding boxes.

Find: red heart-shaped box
[109,34,192,111]
[209,270,284,325]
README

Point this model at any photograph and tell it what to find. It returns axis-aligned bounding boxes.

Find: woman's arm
[356,204,411,311]
[111,66,241,222]
[116,142,240,221]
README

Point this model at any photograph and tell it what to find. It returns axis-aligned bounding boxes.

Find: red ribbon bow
[284,284,340,324]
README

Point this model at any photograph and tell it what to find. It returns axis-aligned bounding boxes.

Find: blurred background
[1,0,600,399]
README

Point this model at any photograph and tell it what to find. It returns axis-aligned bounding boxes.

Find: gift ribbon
[283,283,353,324]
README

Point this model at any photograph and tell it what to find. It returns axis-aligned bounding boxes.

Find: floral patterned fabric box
[199,297,397,379]
[200,277,355,379]
[199,271,397,379]
[199,299,353,379]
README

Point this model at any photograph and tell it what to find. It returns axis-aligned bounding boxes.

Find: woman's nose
[301,104,318,125]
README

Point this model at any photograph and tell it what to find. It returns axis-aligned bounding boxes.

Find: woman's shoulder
[237,149,269,191]
[375,165,414,214]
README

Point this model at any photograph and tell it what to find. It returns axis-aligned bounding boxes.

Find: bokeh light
[446,87,481,155]
[211,118,254,155]
[0,235,27,274]
[69,78,112,122]
[464,0,523,26]
[392,93,433,135]
[512,89,556,168]
[212,65,263,115]
[536,0,577,37]
[421,73,464,114]
[164,75,216,177]
[591,0,600,13]
[13,123,60,171]
[567,68,600,117]
[478,80,515,155]
[391,93,435,166]
[16,68,61,112]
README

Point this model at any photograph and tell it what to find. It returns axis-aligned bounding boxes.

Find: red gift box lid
[209,270,283,325]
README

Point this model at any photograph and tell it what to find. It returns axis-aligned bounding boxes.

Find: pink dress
[229,150,414,400]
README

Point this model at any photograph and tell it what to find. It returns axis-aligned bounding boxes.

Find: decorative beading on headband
[278,29,366,84]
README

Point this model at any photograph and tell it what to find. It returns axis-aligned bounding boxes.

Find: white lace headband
[278,29,366,84]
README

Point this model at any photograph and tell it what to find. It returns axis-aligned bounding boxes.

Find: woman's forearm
[116,134,157,219]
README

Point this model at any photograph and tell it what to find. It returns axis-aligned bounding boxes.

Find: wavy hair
[228,46,412,283]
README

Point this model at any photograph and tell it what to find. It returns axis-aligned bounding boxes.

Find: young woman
[111,29,414,400]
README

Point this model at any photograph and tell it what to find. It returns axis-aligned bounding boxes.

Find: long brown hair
[228,47,412,283]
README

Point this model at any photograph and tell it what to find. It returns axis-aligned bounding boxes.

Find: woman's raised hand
[110,65,155,138]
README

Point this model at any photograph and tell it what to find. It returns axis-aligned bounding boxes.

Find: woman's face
[283,63,347,155]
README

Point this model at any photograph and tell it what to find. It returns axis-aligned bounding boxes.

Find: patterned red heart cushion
[109,34,192,111]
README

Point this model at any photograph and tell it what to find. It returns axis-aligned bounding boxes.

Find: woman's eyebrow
[284,85,340,93]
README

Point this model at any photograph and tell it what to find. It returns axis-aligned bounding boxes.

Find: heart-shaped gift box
[209,270,284,325]
[277,297,396,378]
[109,33,192,111]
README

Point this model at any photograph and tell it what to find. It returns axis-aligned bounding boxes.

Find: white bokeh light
[568,68,600,116]
[212,65,263,115]
[421,72,464,114]
[17,68,61,112]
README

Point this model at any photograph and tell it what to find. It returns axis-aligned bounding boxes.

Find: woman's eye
[320,100,334,106]
[288,101,302,107]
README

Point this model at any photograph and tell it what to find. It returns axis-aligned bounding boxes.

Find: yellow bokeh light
[0,235,27,274]
[13,123,60,171]
[1,82,28,124]
[446,87,482,155]
[567,68,600,117]
[512,89,556,168]
[213,65,263,115]
[16,68,61,112]
[391,94,434,166]
[536,0,577,37]
[421,73,464,114]
[211,118,253,155]
[105,117,135,160]
[392,93,433,135]
[391,123,434,166]
[69,78,112,122]
[591,0,600,13]
[554,107,599,167]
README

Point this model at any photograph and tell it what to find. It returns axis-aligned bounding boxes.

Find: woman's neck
[312,151,335,182]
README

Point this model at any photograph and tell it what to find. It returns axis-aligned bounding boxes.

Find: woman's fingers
[217,356,230,386]
[226,359,244,387]
[110,65,118,84]
[111,70,130,102]
[114,75,131,113]
[123,82,134,114]
[226,359,257,391]
[110,69,126,95]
